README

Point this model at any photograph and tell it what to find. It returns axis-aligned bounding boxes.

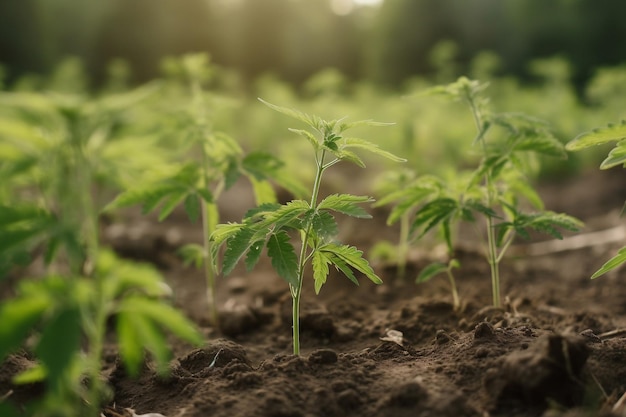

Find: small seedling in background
[379,77,582,308]
[566,120,626,278]
[0,82,202,416]
[106,54,305,328]
[212,99,405,355]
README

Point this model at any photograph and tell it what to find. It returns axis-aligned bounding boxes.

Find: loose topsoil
[3,168,626,417]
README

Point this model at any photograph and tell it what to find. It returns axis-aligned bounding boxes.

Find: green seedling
[106,54,305,328]
[0,251,203,417]
[417,258,461,310]
[212,99,405,355]
[380,77,582,308]
[0,85,202,416]
[566,120,626,278]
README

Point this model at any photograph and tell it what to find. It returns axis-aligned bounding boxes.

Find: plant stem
[397,212,410,281]
[291,149,327,355]
[202,200,220,328]
[466,91,502,307]
[446,267,460,310]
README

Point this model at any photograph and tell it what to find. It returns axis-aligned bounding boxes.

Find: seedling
[0,85,202,416]
[566,120,626,278]
[379,77,582,308]
[106,54,305,327]
[212,99,405,355]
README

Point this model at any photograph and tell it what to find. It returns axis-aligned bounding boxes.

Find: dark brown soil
[3,168,626,417]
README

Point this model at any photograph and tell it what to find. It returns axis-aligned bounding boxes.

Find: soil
[3,168,626,417]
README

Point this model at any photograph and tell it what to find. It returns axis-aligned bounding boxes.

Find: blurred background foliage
[2,0,626,89]
[1,0,626,184]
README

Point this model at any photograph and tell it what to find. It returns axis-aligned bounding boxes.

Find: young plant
[212,99,405,355]
[0,85,202,415]
[106,54,305,328]
[382,77,582,308]
[566,120,626,278]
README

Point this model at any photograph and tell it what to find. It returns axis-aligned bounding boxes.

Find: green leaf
[312,250,331,294]
[105,184,177,213]
[333,149,365,167]
[591,247,626,279]
[343,137,407,162]
[310,210,338,240]
[12,363,47,385]
[245,239,265,271]
[416,262,448,283]
[222,227,256,276]
[566,120,626,151]
[0,295,48,361]
[321,243,382,285]
[258,98,322,130]
[242,152,285,180]
[116,311,144,377]
[184,193,201,223]
[249,200,310,241]
[601,139,626,169]
[318,194,373,218]
[35,307,82,388]
[513,135,567,159]
[179,243,205,269]
[411,198,458,237]
[249,176,278,205]
[267,231,299,286]
[158,190,187,221]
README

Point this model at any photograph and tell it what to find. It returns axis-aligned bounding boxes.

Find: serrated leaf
[312,250,331,294]
[249,200,310,241]
[513,135,566,158]
[343,137,407,162]
[310,210,338,240]
[222,227,256,276]
[591,247,626,279]
[245,239,265,271]
[318,194,373,218]
[327,253,358,285]
[601,139,626,169]
[411,198,458,237]
[333,149,365,167]
[258,98,322,130]
[566,120,626,151]
[267,231,299,286]
[321,243,382,285]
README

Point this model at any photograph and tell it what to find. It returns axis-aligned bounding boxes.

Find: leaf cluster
[213,193,381,293]
[0,251,202,409]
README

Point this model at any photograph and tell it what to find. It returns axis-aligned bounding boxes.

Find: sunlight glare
[330,0,382,16]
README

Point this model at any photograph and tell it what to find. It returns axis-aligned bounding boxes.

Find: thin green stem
[291,149,327,355]
[397,212,410,281]
[467,91,502,307]
[446,267,460,310]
